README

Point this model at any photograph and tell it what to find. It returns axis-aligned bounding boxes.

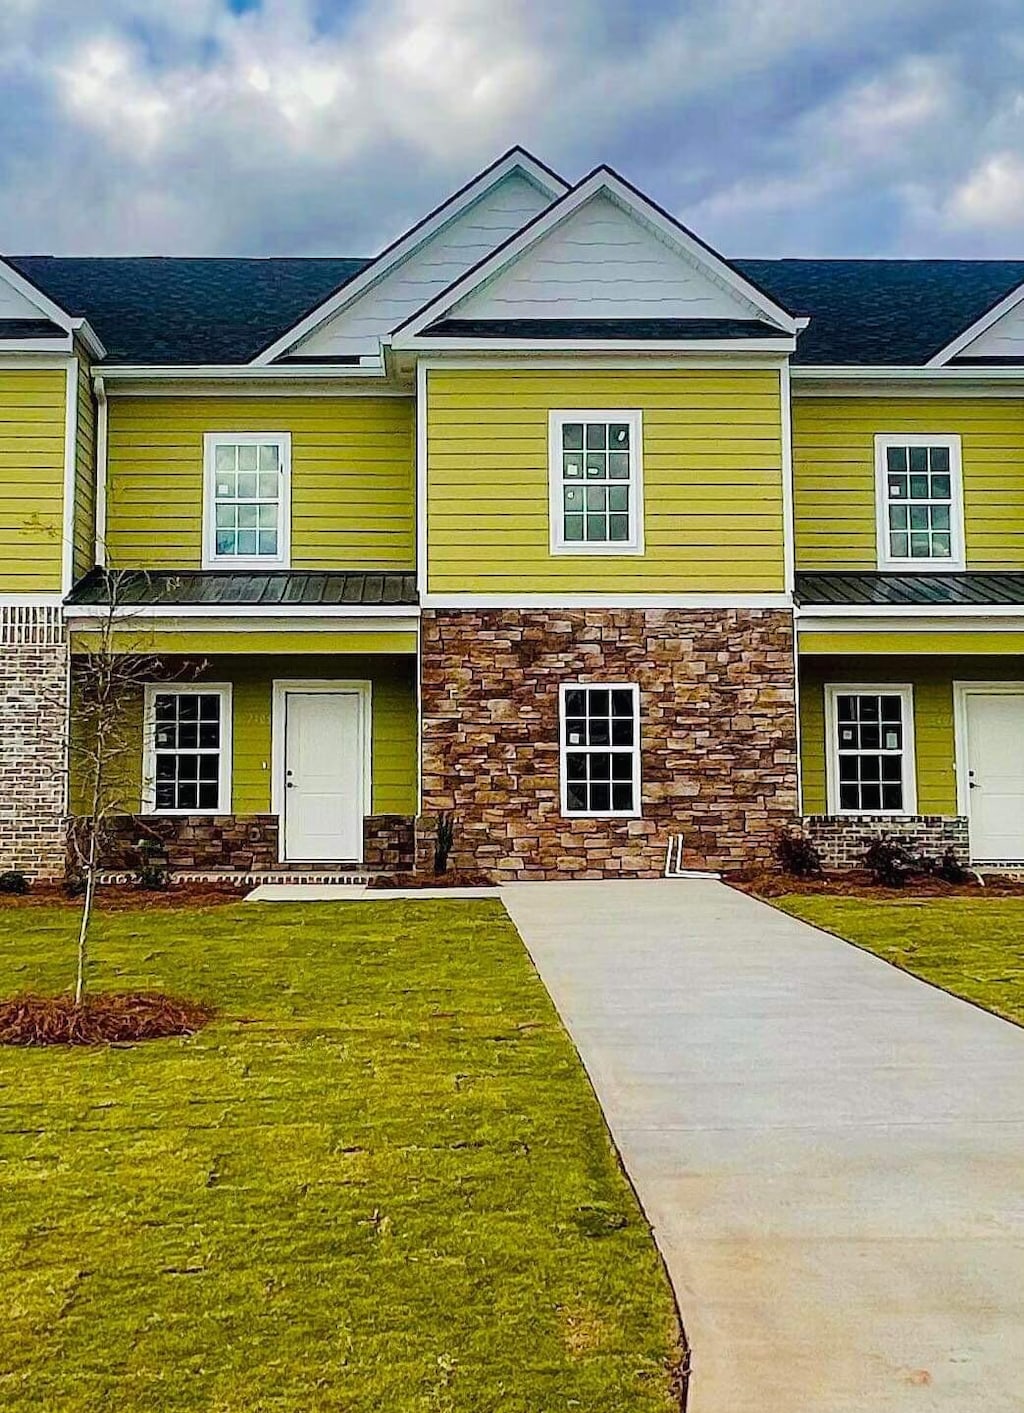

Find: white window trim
[558,682,642,819]
[548,409,644,556]
[824,683,917,817]
[874,433,965,573]
[202,431,291,570]
[142,683,233,816]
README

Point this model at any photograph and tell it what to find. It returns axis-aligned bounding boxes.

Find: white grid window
[875,435,963,570]
[825,686,915,816]
[204,434,290,568]
[144,685,232,815]
[559,684,641,817]
[549,411,643,555]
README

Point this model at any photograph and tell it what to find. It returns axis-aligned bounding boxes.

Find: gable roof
[254,148,568,364]
[736,258,1024,366]
[11,255,1024,369]
[391,166,798,346]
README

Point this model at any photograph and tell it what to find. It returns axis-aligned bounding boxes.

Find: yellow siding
[70,654,418,816]
[0,367,66,592]
[793,395,1024,569]
[73,354,96,582]
[426,369,786,593]
[799,656,1024,814]
[800,631,1024,656]
[71,629,418,656]
[106,396,414,570]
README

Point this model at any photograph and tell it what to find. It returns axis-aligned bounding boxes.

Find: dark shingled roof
[0,318,66,340]
[795,571,1024,608]
[423,317,791,341]
[10,253,1024,367]
[8,256,370,365]
[66,568,418,608]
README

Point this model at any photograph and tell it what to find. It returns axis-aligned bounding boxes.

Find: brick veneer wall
[802,814,970,870]
[0,609,68,879]
[88,813,415,873]
[419,608,799,879]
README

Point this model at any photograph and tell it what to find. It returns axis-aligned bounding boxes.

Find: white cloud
[947,151,1024,230]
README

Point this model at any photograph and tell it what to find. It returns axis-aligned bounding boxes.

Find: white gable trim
[926,281,1024,367]
[0,258,75,331]
[391,166,798,346]
[252,149,568,366]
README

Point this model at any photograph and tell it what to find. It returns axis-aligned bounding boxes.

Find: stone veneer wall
[0,607,68,879]
[802,814,970,870]
[419,608,799,879]
[90,813,415,873]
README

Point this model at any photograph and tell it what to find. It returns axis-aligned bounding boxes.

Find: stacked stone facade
[0,608,68,880]
[802,814,970,870]
[419,607,799,879]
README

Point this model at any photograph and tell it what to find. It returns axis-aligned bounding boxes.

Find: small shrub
[774,829,822,877]
[0,871,29,895]
[137,865,169,891]
[933,847,972,885]
[64,873,86,898]
[862,835,918,888]
[433,812,455,876]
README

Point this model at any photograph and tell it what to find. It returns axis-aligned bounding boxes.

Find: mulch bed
[368,869,497,890]
[0,883,242,910]
[732,869,1024,901]
[0,992,216,1046]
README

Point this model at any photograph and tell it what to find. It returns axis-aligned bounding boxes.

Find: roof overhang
[925,280,1024,367]
[791,364,1024,393]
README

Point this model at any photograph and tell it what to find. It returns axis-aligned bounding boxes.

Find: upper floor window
[874,435,964,571]
[203,433,291,569]
[549,411,644,555]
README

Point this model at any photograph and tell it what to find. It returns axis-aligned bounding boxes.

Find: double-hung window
[549,411,644,554]
[143,684,232,815]
[559,684,641,817]
[203,433,290,568]
[824,685,916,815]
[875,435,963,570]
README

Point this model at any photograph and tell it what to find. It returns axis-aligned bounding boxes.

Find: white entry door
[963,689,1024,862]
[282,691,365,861]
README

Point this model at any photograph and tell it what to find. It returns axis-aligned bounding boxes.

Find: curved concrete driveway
[503,879,1024,1413]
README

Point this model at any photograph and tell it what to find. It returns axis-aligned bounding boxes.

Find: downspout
[93,375,107,566]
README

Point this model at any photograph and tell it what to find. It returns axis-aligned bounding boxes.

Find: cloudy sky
[2,0,1024,260]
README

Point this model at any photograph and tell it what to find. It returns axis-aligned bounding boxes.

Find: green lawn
[777,894,1024,1027]
[0,899,681,1412]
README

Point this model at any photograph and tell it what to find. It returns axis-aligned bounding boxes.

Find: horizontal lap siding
[793,396,1024,569]
[73,355,96,582]
[107,397,414,570]
[0,369,66,592]
[799,656,1024,814]
[72,655,418,816]
[427,369,785,593]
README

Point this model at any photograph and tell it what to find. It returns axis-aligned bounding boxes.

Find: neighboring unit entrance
[958,686,1024,863]
[276,684,368,862]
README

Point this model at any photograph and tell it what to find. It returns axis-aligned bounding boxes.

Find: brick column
[0,605,68,879]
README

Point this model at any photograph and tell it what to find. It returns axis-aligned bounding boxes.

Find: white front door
[963,690,1024,862]
[283,691,365,861]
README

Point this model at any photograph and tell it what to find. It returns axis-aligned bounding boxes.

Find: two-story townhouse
[2,148,1024,881]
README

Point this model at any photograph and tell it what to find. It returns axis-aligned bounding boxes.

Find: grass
[777,894,1024,1027]
[0,899,681,1412]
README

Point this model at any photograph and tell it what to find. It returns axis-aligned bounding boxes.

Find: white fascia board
[69,319,106,360]
[797,607,1024,629]
[403,337,796,355]
[792,365,1024,388]
[0,593,64,608]
[98,362,387,382]
[392,166,798,345]
[422,592,792,609]
[0,338,72,354]
[925,282,1024,367]
[252,150,569,366]
[0,257,75,331]
[65,603,420,624]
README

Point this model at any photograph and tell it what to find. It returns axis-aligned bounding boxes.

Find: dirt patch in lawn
[368,869,497,890]
[732,869,1024,901]
[0,883,243,910]
[0,992,215,1046]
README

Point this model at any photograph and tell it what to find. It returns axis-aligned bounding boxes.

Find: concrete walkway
[503,879,1024,1413]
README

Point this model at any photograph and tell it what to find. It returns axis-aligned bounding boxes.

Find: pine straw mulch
[0,992,216,1046]
[731,868,1024,901]
[368,869,498,890]
[0,883,243,911]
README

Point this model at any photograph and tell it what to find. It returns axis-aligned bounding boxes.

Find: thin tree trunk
[75,747,103,1007]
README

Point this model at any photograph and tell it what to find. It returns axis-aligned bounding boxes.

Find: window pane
[237,504,258,529]
[888,475,907,499]
[215,444,236,473]
[563,514,584,541]
[564,690,585,716]
[563,453,584,479]
[839,784,859,810]
[198,782,220,810]
[612,783,633,811]
[585,453,606,478]
[586,514,607,541]
[590,783,611,811]
[589,753,612,781]
[588,689,610,716]
[237,473,258,499]
[889,505,908,530]
[258,504,278,529]
[612,753,634,780]
[608,486,629,513]
[155,781,176,810]
[258,531,278,556]
[237,530,258,555]
[564,487,584,512]
[216,472,236,499]
[608,515,630,542]
[931,504,950,531]
[178,782,199,810]
[258,473,279,499]
[586,486,607,512]
[585,423,606,450]
[881,784,903,810]
[608,452,630,479]
[611,689,633,716]
[238,444,258,473]
[588,718,611,746]
[909,474,929,499]
[611,718,633,746]
[908,446,928,472]
[215,504,235,529]
[566,781,587,812]
[198,722,220,749]
[931,474,951,500]
[910,532,931,556]
[215,530,237,555]
[889,532,909,558]
[566,754,586,781]
[565,717,586,746]
[259,443,279,472]
[886,446,907,472]
[861,784,882,811]
[562,423,584,451]
[930,445,950,472]
[932,533,951,557]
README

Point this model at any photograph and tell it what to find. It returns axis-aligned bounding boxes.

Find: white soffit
[257,150,567,364]
[927,282,1024,366]
[0,259,73,329]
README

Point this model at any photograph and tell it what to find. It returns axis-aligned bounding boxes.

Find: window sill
[549,544,646,558]
[141,807,229,818]
[875,559,966,574]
